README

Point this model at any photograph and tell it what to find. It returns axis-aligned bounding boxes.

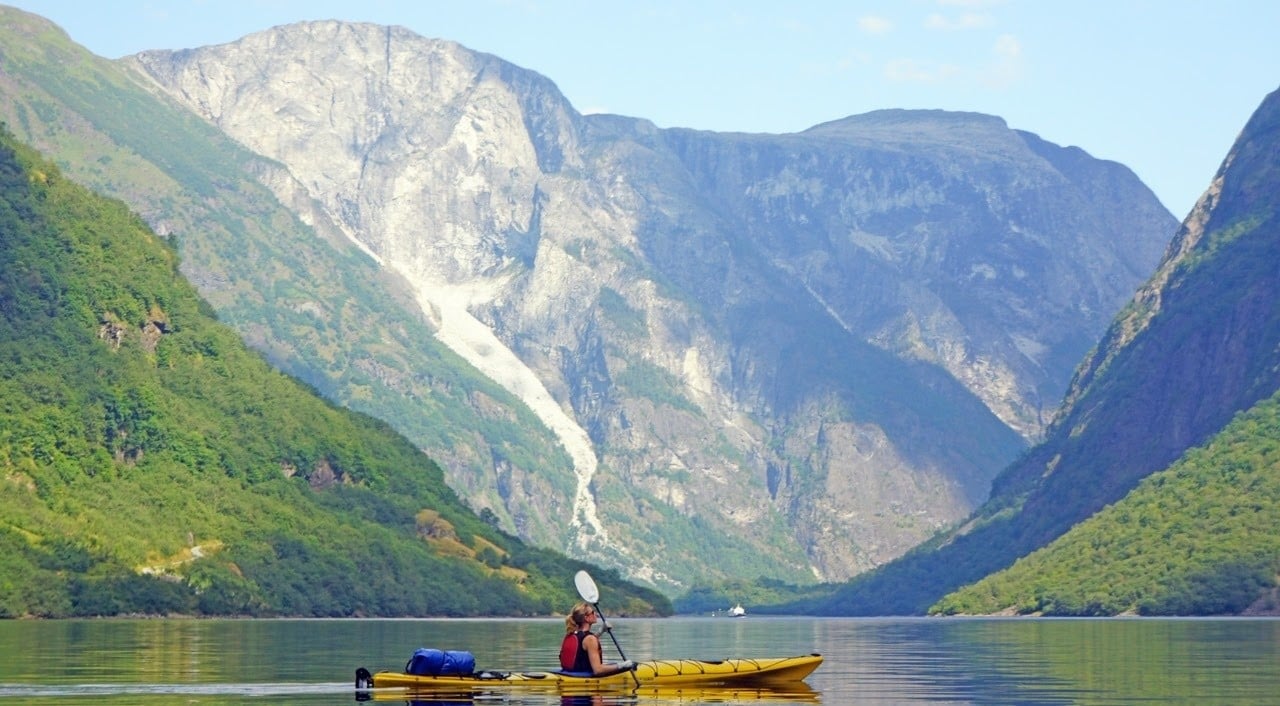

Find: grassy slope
[934,392,1280,615]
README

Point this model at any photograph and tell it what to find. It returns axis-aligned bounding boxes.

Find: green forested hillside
[934,393,1280,616]
[0,5,578,553]
[0,129,670,618]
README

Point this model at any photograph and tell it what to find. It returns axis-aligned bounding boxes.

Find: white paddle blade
[574,570,600,603]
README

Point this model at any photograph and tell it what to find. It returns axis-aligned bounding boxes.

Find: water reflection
[806,617,1280,705]
[806,619,1092,704]
[368,682,821,704]
[355,682,819,705]
[1,617,1278,704]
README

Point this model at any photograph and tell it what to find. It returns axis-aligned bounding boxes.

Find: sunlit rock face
[127,20,1176,587]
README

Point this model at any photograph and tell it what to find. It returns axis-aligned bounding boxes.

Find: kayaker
[559,601,636,675]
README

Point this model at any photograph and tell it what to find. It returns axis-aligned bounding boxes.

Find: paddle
[574,569,639,685]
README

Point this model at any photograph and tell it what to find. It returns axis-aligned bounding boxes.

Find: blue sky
[8,0,1280,219]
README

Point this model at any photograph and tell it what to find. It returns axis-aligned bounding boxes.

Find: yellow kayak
[356,653,822,692]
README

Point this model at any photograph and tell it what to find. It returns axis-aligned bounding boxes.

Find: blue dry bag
[406,647,475,675]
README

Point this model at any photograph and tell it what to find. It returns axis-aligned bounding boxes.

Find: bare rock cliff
[126,21,1176,587]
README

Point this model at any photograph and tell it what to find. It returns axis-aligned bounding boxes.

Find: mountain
[0,125,669,617]
[0,9,1177,591]
[815,86,1280,615]
[0,6,581,560]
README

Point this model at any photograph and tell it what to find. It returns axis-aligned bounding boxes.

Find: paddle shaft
[593,602,628,660]
[593,602,638,685]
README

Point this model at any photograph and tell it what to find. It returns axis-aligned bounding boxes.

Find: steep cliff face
[819,86,1280,614]
[993,87,1280,511]
[658,111,1172,438]
[125,20,1175,586]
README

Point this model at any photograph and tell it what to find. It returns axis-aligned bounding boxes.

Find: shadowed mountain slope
[810,86,1280,615]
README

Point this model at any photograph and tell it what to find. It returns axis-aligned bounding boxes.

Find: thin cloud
[993,33,1021,60]
[858,16,893,34]
[925,12,993,30]
[781,18,810,33]
[884,58,962,83]
[883,33,1021,88]
[980,33,1024,88]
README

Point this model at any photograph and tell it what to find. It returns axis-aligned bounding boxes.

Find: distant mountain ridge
[816,85,1280,615]
[1,9,1177,591]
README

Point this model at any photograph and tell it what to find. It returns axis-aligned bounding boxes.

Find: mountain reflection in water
[0,617,1276,704]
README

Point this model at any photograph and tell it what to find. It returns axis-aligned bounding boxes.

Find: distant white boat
[729,603,746,617]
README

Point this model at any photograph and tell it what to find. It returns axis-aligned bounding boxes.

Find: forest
[933,393,1280,616]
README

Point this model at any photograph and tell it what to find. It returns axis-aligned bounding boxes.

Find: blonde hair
[564,601,594,634]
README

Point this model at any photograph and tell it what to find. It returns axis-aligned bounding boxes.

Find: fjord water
[1,617,1277,704]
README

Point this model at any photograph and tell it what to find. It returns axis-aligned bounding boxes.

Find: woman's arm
[584,633,606,674]
[583,633,635,675]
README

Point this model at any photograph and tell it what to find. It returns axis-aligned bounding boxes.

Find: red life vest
[559,630,591,671]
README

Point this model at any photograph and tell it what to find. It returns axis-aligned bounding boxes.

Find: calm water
[1,617,1278,704]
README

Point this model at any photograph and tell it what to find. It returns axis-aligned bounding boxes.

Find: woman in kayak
[559,601,635,675]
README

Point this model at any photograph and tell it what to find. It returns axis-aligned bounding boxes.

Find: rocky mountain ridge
[122,19,1177,586]
[815,85,1280,614]
[0,8,1177,589]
